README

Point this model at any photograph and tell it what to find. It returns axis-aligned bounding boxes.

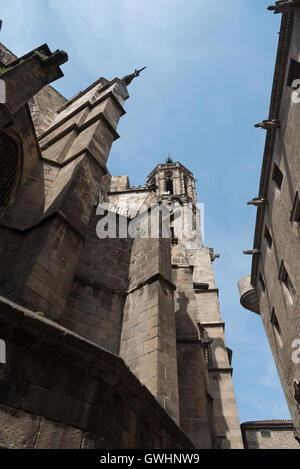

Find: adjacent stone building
[241,420,300,450]
[239,0,300,445]
[0,36,243,448]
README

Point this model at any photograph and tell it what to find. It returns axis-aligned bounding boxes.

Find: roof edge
[250,11,295,287]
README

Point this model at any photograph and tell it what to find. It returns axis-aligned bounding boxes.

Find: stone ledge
[57,78,128,114]
[75,271,177,298]
[39,90,126,141]
[201,321,225,329]
[40,110,120,151]
[193,288,219,295]
[128,273,176,295]
[208,367,233,374]
[241,420,294,430]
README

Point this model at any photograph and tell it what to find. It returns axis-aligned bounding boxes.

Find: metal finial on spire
[0,20,2,32]
[166,154,173,164]
[121,66,147,86]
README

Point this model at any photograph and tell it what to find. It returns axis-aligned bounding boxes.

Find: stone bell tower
[145,157,243,448]
[147,157,197,204]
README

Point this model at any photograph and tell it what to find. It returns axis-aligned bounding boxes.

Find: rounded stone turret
[238,275,260,314]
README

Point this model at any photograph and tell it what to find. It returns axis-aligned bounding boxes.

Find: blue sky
[1,0,291,423]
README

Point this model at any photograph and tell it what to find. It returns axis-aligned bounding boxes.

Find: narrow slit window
[271,308,283,349]
[279,261,296,303]
[184,176,188,194]
[264,225,273,248]
[166,178,174,194]
[272,163,283,189]
[261,431,272,438]
[259,272,266,292]
[290,191,300,224]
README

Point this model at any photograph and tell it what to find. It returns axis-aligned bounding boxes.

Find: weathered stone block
[35,419,82,449]
[0,404,41,449]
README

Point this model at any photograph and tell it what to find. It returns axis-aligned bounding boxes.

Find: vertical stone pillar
[120,237,180,424]
[158,169,165,194]
[189,247,243,449]
[173,263,216,448]
[173,168,182,195]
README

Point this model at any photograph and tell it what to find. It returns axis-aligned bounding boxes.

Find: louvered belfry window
[0,131,19,212]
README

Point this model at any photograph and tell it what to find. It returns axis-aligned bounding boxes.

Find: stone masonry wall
[241,424,299,450]
[254,10,300,439]
[0,216,83,322]
[0,296,193,450]
[190,248,243,448]
[172,265,215,449]
[60,211,132,354]
[120,237,180,425]
[0,75,130,345]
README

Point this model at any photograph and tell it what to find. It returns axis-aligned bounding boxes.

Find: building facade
[0,37,243,448]
[239,0,300,444]
[241,420,300,450]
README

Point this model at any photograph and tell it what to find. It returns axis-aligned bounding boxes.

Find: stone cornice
[241,420,294,430]
[147,162,194,181]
